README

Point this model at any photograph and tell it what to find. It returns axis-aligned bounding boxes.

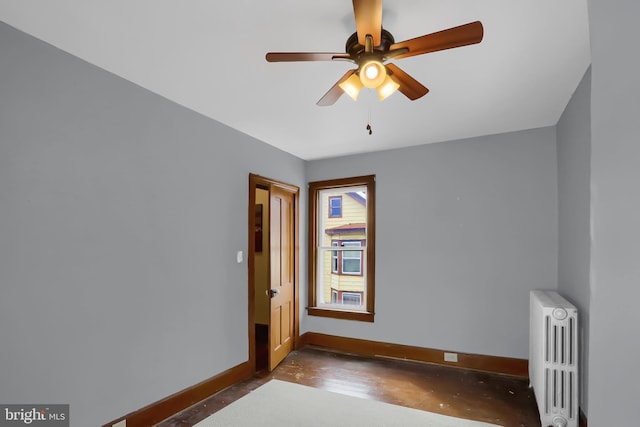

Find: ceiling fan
[266,0,483,106]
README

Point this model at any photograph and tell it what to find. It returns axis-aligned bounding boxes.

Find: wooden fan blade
[317,70,356,106]
[389,21,484,59]
[386,63,429,100]
[353,0,383,46]
[266,52,351,62]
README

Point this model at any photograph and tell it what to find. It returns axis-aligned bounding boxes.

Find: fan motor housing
[345,29,395,57]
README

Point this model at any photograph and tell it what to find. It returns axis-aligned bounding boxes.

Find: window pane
[315,186,367,310]
[342,258,361,274]
[318,188,366,243]
[316,247,366,304]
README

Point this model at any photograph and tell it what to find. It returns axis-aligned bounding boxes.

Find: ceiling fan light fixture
[359,60,386,88]
[266,0,484,107]
[338,73,364,101]
[377,74,400,100]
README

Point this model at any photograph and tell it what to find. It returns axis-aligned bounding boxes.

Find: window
[331,290,338,304]
[308,175,375,322]
[330,240,364,276]
[341,241,362,275]
[341,292,362,305]
[328,196,342,218]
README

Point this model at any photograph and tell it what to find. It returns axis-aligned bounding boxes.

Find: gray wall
[8,1,640,423]
[0,22,306,426]
[587,0,640,424]
[305,127,559,360]
[556,67,591,414]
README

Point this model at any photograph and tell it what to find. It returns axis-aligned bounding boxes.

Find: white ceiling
[0,0,591,160]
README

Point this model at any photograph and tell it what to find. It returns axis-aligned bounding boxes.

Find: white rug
[194,379,501,427]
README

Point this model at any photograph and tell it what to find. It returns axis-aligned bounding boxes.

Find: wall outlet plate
[444,352,458,363]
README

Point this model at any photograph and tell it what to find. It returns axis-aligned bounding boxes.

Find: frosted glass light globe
[359,60,386,88]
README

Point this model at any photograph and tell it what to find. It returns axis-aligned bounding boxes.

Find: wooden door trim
[248,174,300,372]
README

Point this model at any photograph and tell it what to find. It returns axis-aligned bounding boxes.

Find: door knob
[267,289,280,298]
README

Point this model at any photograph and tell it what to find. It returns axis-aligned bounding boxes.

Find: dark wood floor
[156,346,541,427]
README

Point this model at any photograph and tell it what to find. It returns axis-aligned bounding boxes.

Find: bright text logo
[0,405,68,426]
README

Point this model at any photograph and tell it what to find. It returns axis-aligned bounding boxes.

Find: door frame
[248,173,300,372]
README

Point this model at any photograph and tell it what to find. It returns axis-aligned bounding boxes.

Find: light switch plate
[236,250,243,263]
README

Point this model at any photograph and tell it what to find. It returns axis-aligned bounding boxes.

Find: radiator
[529,290,578,427]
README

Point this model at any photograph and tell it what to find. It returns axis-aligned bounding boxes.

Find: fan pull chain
[366,105,373,135]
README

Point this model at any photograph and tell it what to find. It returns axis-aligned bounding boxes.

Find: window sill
[307,307,375,322]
